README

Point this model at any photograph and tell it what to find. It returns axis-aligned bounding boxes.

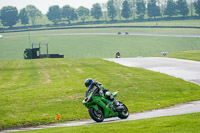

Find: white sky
[0,0,109,14]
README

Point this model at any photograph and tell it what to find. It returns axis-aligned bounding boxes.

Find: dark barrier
[1,25,200,33]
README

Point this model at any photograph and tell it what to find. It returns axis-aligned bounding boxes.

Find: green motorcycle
[82,88,129,122]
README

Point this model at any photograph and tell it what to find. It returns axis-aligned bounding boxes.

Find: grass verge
[21,113,200,133]
[167,50,200,61]
[0,58,199,130]
[1,29,200,60]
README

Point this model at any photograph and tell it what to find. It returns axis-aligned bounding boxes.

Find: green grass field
[3,27,200,34]
[22,113,200,133]
[1,25,200,131]
[1,28,200,60]
[0,58,199,130]
[82,19,200,27]
[168,50,200,61]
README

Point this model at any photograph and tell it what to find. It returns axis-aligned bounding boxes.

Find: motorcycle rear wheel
[118,103,129,119]
[89,107,104,122]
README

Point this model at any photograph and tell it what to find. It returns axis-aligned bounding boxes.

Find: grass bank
[168,50,200,61]
[2,27,200,35]
[0,58,199,130]
[22,113,200,133]
[1,28,200,60]
[2,17,200,30]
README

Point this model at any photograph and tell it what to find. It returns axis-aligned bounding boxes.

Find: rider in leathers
[84,78,122,110]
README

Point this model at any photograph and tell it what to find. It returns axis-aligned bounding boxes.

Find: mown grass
[82,19,200,27]
[0,58,199,130]
[1,28,200,60]
[2,27,200,35]
[22,113,200,133]
[168,50,200,61]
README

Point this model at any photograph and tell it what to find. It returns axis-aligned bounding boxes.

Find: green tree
[26,5,42,26]
[147,0,161,19]
[0,6,18,28]
[189,0,195,16]
[128,0,137,19]
[77,6,90,22]
[19,8,29,25]
[136,0,146,20]
[158,0,167,17]
[107,0,117,20]
[100,3,108,21]
[194,0,200,16]
[91,3,102,20]
[164,0,178,17]
[47,5,61,25]
[113,0,123,20]
[177,0,189,17]
[0,9,1,26]
[121,0,131,19]
[62,5,77,24]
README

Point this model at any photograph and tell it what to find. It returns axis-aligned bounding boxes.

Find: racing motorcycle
[115,52,120,58]
[82,88,129,122]
[116,55,120,58]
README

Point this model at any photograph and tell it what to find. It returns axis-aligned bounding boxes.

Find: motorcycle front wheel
[118,103,129,119]
[89,107,104,122]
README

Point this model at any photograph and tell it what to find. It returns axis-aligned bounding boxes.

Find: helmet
[85,78,93,88]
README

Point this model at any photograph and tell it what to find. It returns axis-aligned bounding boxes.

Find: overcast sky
[0,0,109,14]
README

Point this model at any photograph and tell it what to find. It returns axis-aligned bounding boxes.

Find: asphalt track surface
[105,57,200,86]
[1,101,200,133]
[1,57,200,132]
[3,32,200,38]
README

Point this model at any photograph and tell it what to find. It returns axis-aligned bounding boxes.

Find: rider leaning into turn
[84,78,123,110]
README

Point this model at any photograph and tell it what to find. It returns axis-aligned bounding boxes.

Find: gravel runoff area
[1,101,200,133]
[104,57,200,86]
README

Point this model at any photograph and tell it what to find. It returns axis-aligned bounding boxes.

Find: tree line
[0,0,200,28]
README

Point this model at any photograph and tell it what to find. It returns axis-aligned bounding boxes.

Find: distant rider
[116,52,120,58]
[84,78,122,110]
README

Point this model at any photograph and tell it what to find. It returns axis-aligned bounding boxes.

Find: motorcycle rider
[115,52,120,58]
[84,78,123,111]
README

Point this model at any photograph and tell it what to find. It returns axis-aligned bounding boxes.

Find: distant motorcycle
[116,55,120,58]
[82,88,129,122]
[116,52,120,58]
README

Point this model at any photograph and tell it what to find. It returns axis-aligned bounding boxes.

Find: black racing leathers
[87,81,121,110]
[88,81,109,96]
